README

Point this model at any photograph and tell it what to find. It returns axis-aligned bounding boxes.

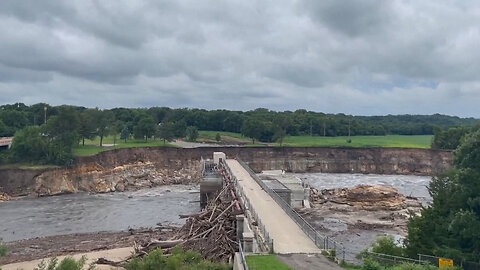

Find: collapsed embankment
[0,147,453,197]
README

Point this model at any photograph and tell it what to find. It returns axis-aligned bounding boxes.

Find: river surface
[0,185,199,242]
[293,173,432,204]
[290,173,432,260]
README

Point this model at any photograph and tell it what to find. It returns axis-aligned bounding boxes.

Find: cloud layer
[0,0,479,117]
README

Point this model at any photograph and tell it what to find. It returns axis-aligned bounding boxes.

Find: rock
[115,182,125,192]
[0,191,10,202]
[310,185,421,211]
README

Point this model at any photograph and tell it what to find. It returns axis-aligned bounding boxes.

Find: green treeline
[0,102,478,165]
[1,103,478,139]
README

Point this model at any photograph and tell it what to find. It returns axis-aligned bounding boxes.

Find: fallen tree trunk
[99,165,242,267]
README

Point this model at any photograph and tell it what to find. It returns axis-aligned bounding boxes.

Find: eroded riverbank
[1,227,177,265]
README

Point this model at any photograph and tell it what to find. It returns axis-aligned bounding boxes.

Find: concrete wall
[0,147,453,197]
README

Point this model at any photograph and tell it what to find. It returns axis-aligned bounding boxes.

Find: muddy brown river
[0,173,431,251]
[0,185,199,242]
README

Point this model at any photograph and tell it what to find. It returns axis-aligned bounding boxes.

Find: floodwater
[290,173,432,260]
[0,185,199,242]
[293,173,432,205]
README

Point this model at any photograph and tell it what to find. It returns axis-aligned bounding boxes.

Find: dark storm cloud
[0,0,479,117]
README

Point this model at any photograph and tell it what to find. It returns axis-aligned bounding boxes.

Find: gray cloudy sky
[0,1,479,117]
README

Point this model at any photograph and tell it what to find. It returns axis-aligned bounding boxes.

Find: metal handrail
[238,241,249,270]
[365,251,426,264]
[236,158,346,261]
[219,159,274,252]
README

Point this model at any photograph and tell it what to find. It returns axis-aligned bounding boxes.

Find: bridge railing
[236,158,350,262]
[238,241,249,270]
[220,159,274,253]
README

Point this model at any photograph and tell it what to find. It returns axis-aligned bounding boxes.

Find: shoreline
[1,227,178,265]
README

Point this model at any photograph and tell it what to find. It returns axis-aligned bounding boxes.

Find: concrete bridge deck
[226,159,321,254]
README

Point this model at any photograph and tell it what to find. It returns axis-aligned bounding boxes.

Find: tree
[215,133,221,142]
[405,129,480,262]
[273,128,286,146]
[186,126,199,142]
[157,122,174,145]
[173,120,187,138]
[0,120,9,137]
[78,109,97,146]
[120,126,130,143]
[455,130,480,171]
[431,126,471,150]
[134,116,157,141]
[94,110,114,146]
[241,118,263,144]
[11,126,48,163]
[0,110,29,136]
[44,107,80,149]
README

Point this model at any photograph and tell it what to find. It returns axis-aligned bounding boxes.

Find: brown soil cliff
[0,147,453,197]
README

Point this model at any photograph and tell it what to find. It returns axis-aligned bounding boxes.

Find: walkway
[226,159,320,254]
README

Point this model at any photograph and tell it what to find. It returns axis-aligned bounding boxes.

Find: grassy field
[72,133,433,156]
[246,255,293,270]
[198,131,256,144]
[73,135,176,156]
[198,130,247,140]
[280,135,432,148]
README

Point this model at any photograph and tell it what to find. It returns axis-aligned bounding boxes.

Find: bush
[362,259,382,270]
[359,236,405,259]
[0,240,7,270]
[125,247,231,270]
[35,256,95,270]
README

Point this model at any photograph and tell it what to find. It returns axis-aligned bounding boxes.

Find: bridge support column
[236,215,245,242]
[242,232,254,253]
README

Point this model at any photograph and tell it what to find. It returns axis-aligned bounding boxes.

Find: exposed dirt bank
[1,227,177,265]
[0,147,452,198]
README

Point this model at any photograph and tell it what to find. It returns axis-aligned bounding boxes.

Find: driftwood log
[98,165,242,266]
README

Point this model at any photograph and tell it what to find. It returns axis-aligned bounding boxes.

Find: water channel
[0,185,199,242]
[0,173,432,244]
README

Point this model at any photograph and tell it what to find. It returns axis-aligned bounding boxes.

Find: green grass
[74,136,177,156]
[73,134,433,156]
[198,130,263,145]
[280,135,433,148]
[246,255,293,270]
[198,131,247,139]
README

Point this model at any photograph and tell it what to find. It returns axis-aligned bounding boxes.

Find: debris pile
[310,185,421,211]
[98,167,240,267]
[0,189,10,202]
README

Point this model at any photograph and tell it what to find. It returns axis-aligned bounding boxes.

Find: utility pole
[310,119,313,137]
[323,121,326,137]
[44,106,47,124]
[348,119,351,137]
